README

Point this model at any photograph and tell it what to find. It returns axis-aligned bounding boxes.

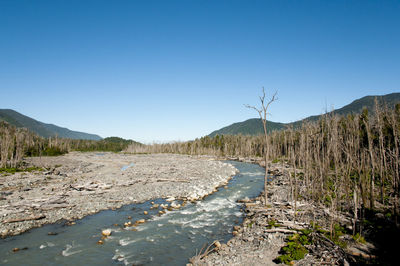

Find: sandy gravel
[0,152,237,237]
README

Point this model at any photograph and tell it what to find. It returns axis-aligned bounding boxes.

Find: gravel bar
[0,152,237,237]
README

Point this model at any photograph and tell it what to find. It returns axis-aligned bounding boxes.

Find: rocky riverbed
[0,152,237,237]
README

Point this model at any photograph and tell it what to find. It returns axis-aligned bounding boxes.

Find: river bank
[192,157,379,265]
[0,152,237,237]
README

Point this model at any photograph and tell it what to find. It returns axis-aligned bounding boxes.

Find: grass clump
[275,231,311,264]
[0,166,44,174]
[352,233,366,244]
[272,158,281,164]
[267,219,281,229]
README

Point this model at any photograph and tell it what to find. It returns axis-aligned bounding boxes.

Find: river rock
[136,219,145,224]
[166,197,175,202]
[101,229,112,236]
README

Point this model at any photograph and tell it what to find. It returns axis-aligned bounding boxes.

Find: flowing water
[0,161,266,265]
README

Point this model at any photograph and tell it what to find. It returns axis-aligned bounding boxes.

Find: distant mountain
[209,119,286,137]
[209,92,400,137]
[0,109,102,140]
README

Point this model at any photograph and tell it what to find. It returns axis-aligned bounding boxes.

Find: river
[0,161,266,265]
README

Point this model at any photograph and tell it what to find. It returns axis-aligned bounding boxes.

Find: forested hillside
[0,109,102,140]
[209,92,400,137]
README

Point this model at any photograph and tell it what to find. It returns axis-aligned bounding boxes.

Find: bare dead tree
[245,87,277,206]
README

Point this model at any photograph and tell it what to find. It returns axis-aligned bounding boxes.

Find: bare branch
[245,87,278,206]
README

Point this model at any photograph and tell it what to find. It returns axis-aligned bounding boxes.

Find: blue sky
[1,0,399,143]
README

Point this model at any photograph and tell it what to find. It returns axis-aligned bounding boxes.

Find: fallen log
[264,228,297,234]
[155,179,190,183]
[40,204,75,210]
[3,214,46,223]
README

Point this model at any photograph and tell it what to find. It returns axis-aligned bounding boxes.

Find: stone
[143,211,148,215]
[1,229,9,237]
[101,229,112,237]
[166,197,175,202]
[12,248,19,252]
[97,240,104,245]
[136,219,145,224]
[214,240,221,249]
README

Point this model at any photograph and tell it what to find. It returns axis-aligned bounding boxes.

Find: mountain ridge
[209,92,400,137]
[0,109,102,140]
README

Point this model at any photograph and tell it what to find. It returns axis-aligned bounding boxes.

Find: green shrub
[352,233,366,244]
[275,232,310,264]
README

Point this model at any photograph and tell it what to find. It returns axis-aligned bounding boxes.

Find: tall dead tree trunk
[363,116,376,210]
[375,98,387,204]
[245,87,277,206]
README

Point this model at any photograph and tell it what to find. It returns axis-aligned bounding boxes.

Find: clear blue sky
[1,0,399,143]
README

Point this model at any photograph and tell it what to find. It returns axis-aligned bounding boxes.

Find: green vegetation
[209,118,286,137]
[72,137,141,152]
[275,224,351,264]
[0,109,101,140]
[208,92,400,137]
[0,166,44,174]
[353,233,367,244]
[275,231,311,264]
[0,121,141,168]
[267,219,281,229]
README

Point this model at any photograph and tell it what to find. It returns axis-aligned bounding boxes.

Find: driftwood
[155,179,189,183]
[264,228,297,234]
[3,214,46,223]
[40,204,75,211]
[189,240,218,264]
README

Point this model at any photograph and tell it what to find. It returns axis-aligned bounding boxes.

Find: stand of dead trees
[0,122,135,168]
[127,102,400,232]
[0,121,69,168]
